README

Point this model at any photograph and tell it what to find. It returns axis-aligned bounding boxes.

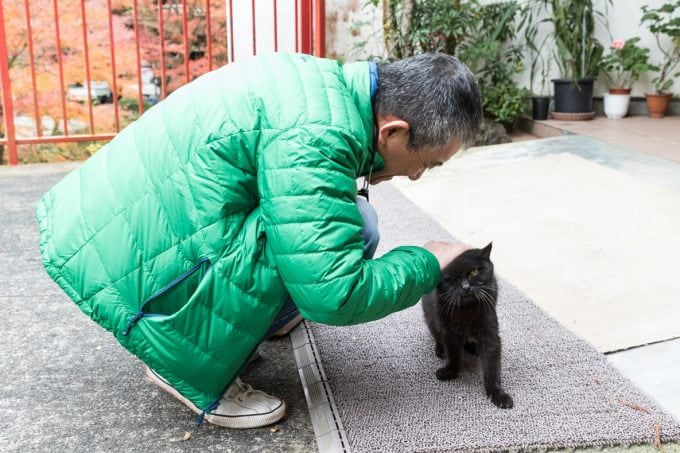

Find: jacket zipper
[122,257,211,336]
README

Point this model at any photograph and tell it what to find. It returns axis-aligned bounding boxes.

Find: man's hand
[423,241,471,270]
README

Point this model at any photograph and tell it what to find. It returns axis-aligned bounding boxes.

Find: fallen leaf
[655,422,665,452]
[270,426,279,433]
[618,399,650,414]
[182,431,192,441]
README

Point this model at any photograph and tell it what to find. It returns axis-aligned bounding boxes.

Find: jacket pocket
[122,257,211,335]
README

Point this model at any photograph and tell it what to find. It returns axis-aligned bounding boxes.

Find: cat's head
[438,242,495,307]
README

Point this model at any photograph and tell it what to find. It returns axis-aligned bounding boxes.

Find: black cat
[422,242,513,409]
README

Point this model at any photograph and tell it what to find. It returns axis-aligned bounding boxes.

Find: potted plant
[601,37,653,119]
[531,60,552,120]
[458,1,532,131]
[524,10,553,120]
[640,1,680,118]
[539,0,610,120]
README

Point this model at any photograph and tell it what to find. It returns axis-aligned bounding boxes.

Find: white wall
[325,0,385,61]
[230,0,381,62]
[325,0,677,96]
[230,0,297,60]
[229,0,386,61]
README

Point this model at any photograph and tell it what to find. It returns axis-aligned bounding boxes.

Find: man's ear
[377,117,409,145]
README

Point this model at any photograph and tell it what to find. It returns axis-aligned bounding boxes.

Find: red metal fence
[0,0,325,166]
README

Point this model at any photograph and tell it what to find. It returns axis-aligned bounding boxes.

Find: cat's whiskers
[439,289,457,299]
[444,299,453,321]
[476,285,497,301]
[475,292,490,313]
[476,283,496,293]
[480,288,495,307]
[440,292,457,317]
[475,288,495,313]
[442,292,461,319]
[439,287,459,303]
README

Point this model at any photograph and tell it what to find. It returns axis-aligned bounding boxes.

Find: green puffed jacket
[36,53,440,414]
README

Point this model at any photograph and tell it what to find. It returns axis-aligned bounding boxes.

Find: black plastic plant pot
[552,78,595,113]
[532,96,550,120]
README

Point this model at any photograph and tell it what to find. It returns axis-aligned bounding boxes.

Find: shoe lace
[233,378,254,403]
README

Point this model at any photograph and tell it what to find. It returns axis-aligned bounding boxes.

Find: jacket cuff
[394,245,441,293]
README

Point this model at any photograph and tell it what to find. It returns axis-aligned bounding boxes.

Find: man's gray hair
[374,53,482,149]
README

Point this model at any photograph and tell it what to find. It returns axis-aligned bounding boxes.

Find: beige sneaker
[145,366,285,428]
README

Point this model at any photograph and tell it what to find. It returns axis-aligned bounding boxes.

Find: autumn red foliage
[1,0,227,136]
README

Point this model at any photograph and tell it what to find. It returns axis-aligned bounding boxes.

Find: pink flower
[611,39,625,50]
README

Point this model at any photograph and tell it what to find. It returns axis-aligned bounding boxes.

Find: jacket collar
[341,61,385,176]
[369,61,379,98]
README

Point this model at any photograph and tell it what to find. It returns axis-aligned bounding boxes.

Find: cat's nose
[461,280,470,291]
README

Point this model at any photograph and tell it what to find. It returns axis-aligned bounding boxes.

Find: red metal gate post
[299,0,312,55]
[313,0,325,57]
[0,0,18,165]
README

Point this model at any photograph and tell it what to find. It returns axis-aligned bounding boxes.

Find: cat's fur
[422,243,513,409]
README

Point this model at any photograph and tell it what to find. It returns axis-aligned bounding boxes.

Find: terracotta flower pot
[609,88,632,95]
[645,93,672,118]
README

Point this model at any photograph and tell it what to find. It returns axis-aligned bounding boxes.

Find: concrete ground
[0,163,317,452]
[525,114,680,163]
[524,115,680,424]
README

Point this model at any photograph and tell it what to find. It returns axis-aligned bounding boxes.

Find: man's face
[369,117,463,185]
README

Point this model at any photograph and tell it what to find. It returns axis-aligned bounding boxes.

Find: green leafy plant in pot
[539,0,610,119]
[640,0,679,118]
[602,38,653,94]
[601,37,653,119]
[531,57,552,120]
[524,5,553,120]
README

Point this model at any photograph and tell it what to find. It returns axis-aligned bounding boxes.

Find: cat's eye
[470,269,479,277]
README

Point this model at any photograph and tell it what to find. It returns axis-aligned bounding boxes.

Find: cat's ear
[481,242,493,258]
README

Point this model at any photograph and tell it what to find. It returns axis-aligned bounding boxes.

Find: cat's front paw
[489,390,513,409]
[435,366,459,381]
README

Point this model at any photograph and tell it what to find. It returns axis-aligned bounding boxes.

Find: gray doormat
[299,183,680,452]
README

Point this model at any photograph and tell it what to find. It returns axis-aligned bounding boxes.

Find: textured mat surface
[391,137,680,353]
[308,182,680,452]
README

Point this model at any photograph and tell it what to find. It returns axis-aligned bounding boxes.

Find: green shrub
[458,1,531,127]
